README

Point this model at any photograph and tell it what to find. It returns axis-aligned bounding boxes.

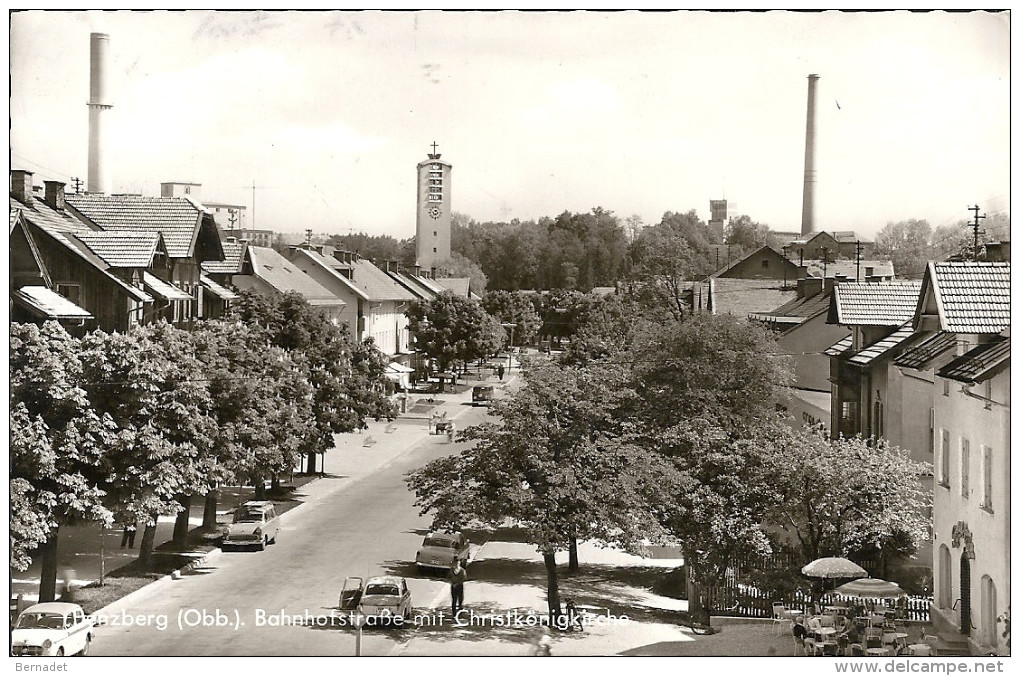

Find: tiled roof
[11,196,93,235]
[435,277,471,298]
[10,208,20,232]
[757,289,831,322]
[937,339,1010,384]
[708,244,792,279]
[351,259,417,302]
[11,286,94,319]
[199,274,238,301]
[202,240,247,274]
[388,271,436,301]
[72,231,164,268]
[893,332,958,370]
[848,324,918,366]
[143,272,191,301]
[66,194,203,259]
[410,274,447,295]
[930,262,1010,333]
[831,281,922,326]
[287,248,370,301]
[247,246,346,305]
[823,335,853,357]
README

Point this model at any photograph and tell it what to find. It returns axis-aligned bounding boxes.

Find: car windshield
[233,509,265,523]
[17,613,67,629]
[423,537,457,548]
[365,583,400,596]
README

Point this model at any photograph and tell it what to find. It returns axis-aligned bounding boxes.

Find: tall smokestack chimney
[800,73,819,236]
[87,33,113,194]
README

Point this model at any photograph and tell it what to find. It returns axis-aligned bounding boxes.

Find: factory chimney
[87,33,113,194]
[800,73,819,236]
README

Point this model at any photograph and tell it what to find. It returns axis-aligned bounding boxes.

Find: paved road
[91,401,491,657]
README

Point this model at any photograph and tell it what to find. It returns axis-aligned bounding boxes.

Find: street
[90,400,491,656]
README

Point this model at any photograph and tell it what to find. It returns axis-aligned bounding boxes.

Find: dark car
[472,385,495,406]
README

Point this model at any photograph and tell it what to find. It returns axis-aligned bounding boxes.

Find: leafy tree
[324,232,413,267]
[406,363,669,617]
[562,291,655,366]
[629,221,698,321]
[432,251,488,295]
[10,322,113,600]
[406,291,505,372]
[480,290,542,347]
[725,215,773,259]
[766,427,932,564]
[873,219,933,278]
[78,323,219,567]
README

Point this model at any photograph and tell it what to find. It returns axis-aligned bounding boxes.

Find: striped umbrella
[835,577,907,599]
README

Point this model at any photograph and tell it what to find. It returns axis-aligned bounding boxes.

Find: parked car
[415,531,471,573]
[223,500,279,551]
[359,576,412,623]
[472,385,495,406]
[11,602,94,656]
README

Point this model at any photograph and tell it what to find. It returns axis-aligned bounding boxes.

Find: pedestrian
[121,522,137,548]
[532,626,553,656]
[497,364,505,380]
[447,556,467,615]
[446,421,456,443]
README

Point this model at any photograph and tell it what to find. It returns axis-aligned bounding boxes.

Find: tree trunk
[271,475,280,493]
[306,450,318,475]
[568,537,579,573]
[137,521,158,570]
[172,495,192,547]
[202,489,219,530]
[254,477,267,500]
[38,528,60,603]
[543,551,561,621]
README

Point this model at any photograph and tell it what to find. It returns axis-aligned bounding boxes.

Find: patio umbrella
[834,577,906,599]
[801,557,868,580]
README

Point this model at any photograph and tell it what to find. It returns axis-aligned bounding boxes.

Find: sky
[9,10,1011,240]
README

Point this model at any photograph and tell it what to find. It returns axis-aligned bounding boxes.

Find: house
[64,191,224,326]
[788,230,873,260]
[231,246,346,324]
[708,244,801,282]
[894,261,1010,655]
[10,171,154,332]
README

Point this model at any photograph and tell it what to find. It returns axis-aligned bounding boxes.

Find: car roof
[425,531,461,540]
[23,602,81,614]
[365,576,404,586]
[240,501,273,509]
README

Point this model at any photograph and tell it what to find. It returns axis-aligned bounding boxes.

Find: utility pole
[968,205,985,261]
[855,240,864,281]
[820,246,830,278]
[70,177,84,194]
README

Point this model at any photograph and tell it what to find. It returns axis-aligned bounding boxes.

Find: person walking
[447,556,467,615]
[121,522,137,548]
[497,364,505,380]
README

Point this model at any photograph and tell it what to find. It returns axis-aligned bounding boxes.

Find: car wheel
[269,532,277,545]
[56,647,64,657]
[404,606,412,620]
[259,537,267,551]
[79,635,91,656]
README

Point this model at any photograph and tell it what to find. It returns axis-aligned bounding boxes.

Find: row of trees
[872,213,1011,278]
[406,293,932,618]
[11,290,394,601]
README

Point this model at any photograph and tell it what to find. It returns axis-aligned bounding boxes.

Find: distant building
[788,230,873,261]
[415,144,452,270]
[205,201,247,231]
[160,181,202,200]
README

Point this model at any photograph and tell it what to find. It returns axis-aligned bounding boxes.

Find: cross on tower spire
[428,141,441,160]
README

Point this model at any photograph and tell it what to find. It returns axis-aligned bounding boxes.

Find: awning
[199,274,238,300]
[11,286,93,320]
[143,272,191,301]
[386,362,415,374]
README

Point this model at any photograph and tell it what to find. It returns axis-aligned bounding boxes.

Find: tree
[562,291,654,366]
[629,221,698,321]
[480,290,542,347]
[78,323,219,567]
[406,292,505,372]
[406,362,669,617]
[432,252,489,295]
[873,219,933,278]
[767,427,932,564]
[725,215,773,259]
[10,322,113,600]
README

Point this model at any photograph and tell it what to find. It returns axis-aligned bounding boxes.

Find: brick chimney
[44,181,66,211]
[798,277,823,299]
[11,170,34,204]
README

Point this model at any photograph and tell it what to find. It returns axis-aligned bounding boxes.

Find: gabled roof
[351,259,417,302]
[202,239,248,275]
[848,324,918,366]
[435,277,471,298]
[11,286,94,320]
[823,335,853,357]
[143,272,191,301]
[199,273,238,300]
[65,193,208,259]
[893,332,958,370]
[387,270,437,301]
[286,247,370,302]
[829,281,922,326]
[72,231,165,268]
[246,246,346,306]
[410,274,447,295]
[10,195,94,235]
[707,244,795,279]
[915,261,1011,333]
[753,288,831,322]
[937,338,1010,384]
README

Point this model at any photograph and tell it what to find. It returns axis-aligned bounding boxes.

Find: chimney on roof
[11,169,34,204]
[799,277,823,299]
[824,276,840,296]
[44,181,66,211]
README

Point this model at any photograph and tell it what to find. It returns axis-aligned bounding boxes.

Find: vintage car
[11,602,94,657]
[415,531,471,573]
[358,576,412,623]
[471,385,495,406]
[223,500,280,551]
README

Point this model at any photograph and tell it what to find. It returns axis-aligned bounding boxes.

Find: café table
[907,644,932,656]
[883,632,910,653]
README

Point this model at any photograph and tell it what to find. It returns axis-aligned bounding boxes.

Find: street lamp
[501,323,516,373]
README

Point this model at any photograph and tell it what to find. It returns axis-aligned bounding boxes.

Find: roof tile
[931,262,1010,333]
[66,194,202,258]
[833,281,922,326]
[72,231,163,268]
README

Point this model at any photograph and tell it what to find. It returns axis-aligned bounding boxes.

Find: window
[433,231,437,237]
[984,380,993,409]
[929,407,935,454]
[943,379,950,396]
[939,429,950,487]
[428,194,442,202]
[56,283,81,305]
[761,259,769,268]
[873,393,884,439]
[960,438,970,498]
[982,445,993,511]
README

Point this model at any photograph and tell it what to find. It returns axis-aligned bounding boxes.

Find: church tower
[415,143,452,272]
